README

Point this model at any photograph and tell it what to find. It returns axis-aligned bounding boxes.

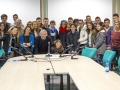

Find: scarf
[49,27,57,36]
[60,27,67,34]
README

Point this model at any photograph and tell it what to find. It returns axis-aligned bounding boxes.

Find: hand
[77,40,80,43]
[82,34,85,37]
[107,47,111,50]
[26,43,30,46]
[71,51,75,54]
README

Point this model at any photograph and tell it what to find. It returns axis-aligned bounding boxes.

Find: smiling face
[12,28,18,35]
[87,23,92,30]
[114,22,120,29]
[25,27,31,35]
[33,22,38,29]
[0,23,5,30]
[70,24,76,32]
[96,24,102,31]
[55,41,61,48]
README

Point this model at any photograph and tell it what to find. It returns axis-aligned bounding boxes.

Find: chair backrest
[81,47,97,59]
[118,57,120,71]
[102,50,116,67]
[0,49,5,57]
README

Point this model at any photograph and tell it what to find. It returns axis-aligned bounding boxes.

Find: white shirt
[88,34,92,46]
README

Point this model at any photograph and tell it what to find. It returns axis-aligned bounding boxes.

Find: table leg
[60,74,63,90]
[67,74,70,90]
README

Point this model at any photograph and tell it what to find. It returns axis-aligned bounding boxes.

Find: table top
[0,54,120,90]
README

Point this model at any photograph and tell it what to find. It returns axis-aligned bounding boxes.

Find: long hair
[53,39,64,53]
[26,21,33,29]
[86,22,95,34]
[32,21,42,34]
[97,22,105,31]
[59,20,69,30]
[23,26,31,35]
[0,22,5,36]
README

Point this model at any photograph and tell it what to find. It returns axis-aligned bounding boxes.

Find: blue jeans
[97,54,103,64]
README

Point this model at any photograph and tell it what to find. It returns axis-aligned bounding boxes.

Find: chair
[81,47,97,59]
[0,49,6,69]
[114,57,120,75]
[102,50,116,69]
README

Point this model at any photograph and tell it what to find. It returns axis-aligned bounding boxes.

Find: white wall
[48,0,112,29]
[0,0,40,26]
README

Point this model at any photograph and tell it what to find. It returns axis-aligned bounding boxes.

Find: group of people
[0,13,120,68]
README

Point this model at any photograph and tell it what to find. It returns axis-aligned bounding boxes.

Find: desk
[0,55,120,90]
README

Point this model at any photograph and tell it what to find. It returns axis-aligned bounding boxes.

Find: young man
[35,30,52,54]
[42,18,50,36]
[77,19,88,46]
[104,18,113,50]
[36,17,43,28]
[73,19,79,31]
[48,20,58,42]
[0,14,11,32]
[113,13,119,22]
[94,16,104,27]
[11,14,18,27]
[85,15,92,24]
[68,17,73,25]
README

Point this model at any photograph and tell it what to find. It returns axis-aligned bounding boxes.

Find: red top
[111,31,120,48]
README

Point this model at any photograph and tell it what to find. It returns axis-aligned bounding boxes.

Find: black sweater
[35,36,52,54]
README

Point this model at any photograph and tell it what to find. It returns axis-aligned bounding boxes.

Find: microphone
[20,44,35,58]
[59,44,74,57]
[9,45,27,61]
[9,45,18,50]
[46,42,52,57]
[71,46,85,59]
[67,44,73,48]
[76,46,85,55]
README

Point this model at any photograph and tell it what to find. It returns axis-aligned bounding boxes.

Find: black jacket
[0,32,10,55]
[35,36,52,54]
[67,31,80,51]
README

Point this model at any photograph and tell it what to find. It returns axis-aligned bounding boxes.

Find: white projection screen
[48,0,112,29]
[0,0,40,26]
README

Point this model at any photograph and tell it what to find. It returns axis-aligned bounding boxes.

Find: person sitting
[20,27,34,55]
[35,30,52,54]
[52,39,64,54]
[8,27,19,57]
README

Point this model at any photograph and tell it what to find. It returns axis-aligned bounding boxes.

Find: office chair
[102,50,116,70]
[81,47,97,59]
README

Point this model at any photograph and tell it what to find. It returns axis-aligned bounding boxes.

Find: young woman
[8,27,19,57]
[26,21,33,29]
[20,27,34,55]
[31,21,41,38]
[94,22,107,63]
[0,22,10,56]
[67,24,80,54]
[59,20,70,49]
[52,39,64,54]
[111,21,120,66]
[86,22,97,47]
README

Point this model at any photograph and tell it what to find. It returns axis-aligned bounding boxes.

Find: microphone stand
[10,46,27,61]
[59,47,71,57]
[46,42,52,57]
[21,44,36,58]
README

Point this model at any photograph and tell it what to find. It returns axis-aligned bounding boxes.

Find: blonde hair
[26,21,33,29]
[32,21,42,34]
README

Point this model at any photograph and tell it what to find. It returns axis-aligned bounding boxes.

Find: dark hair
[73,19,79,24]
[0,22,5,26]
[104,18,110,23]
[95,16,101,20]
[86,22,95,34]
[44,18,49,20]
[1,14,7,20]
[70,23,77,28]
[24,26,31,35]
[59,20,67,28]
[50,20,56,24]
[36,17,41,21]
[68,17,73,20]
[86,15,91,18]
[13,14,18,18]
[113,13,119,17]
[96,22,104,30]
